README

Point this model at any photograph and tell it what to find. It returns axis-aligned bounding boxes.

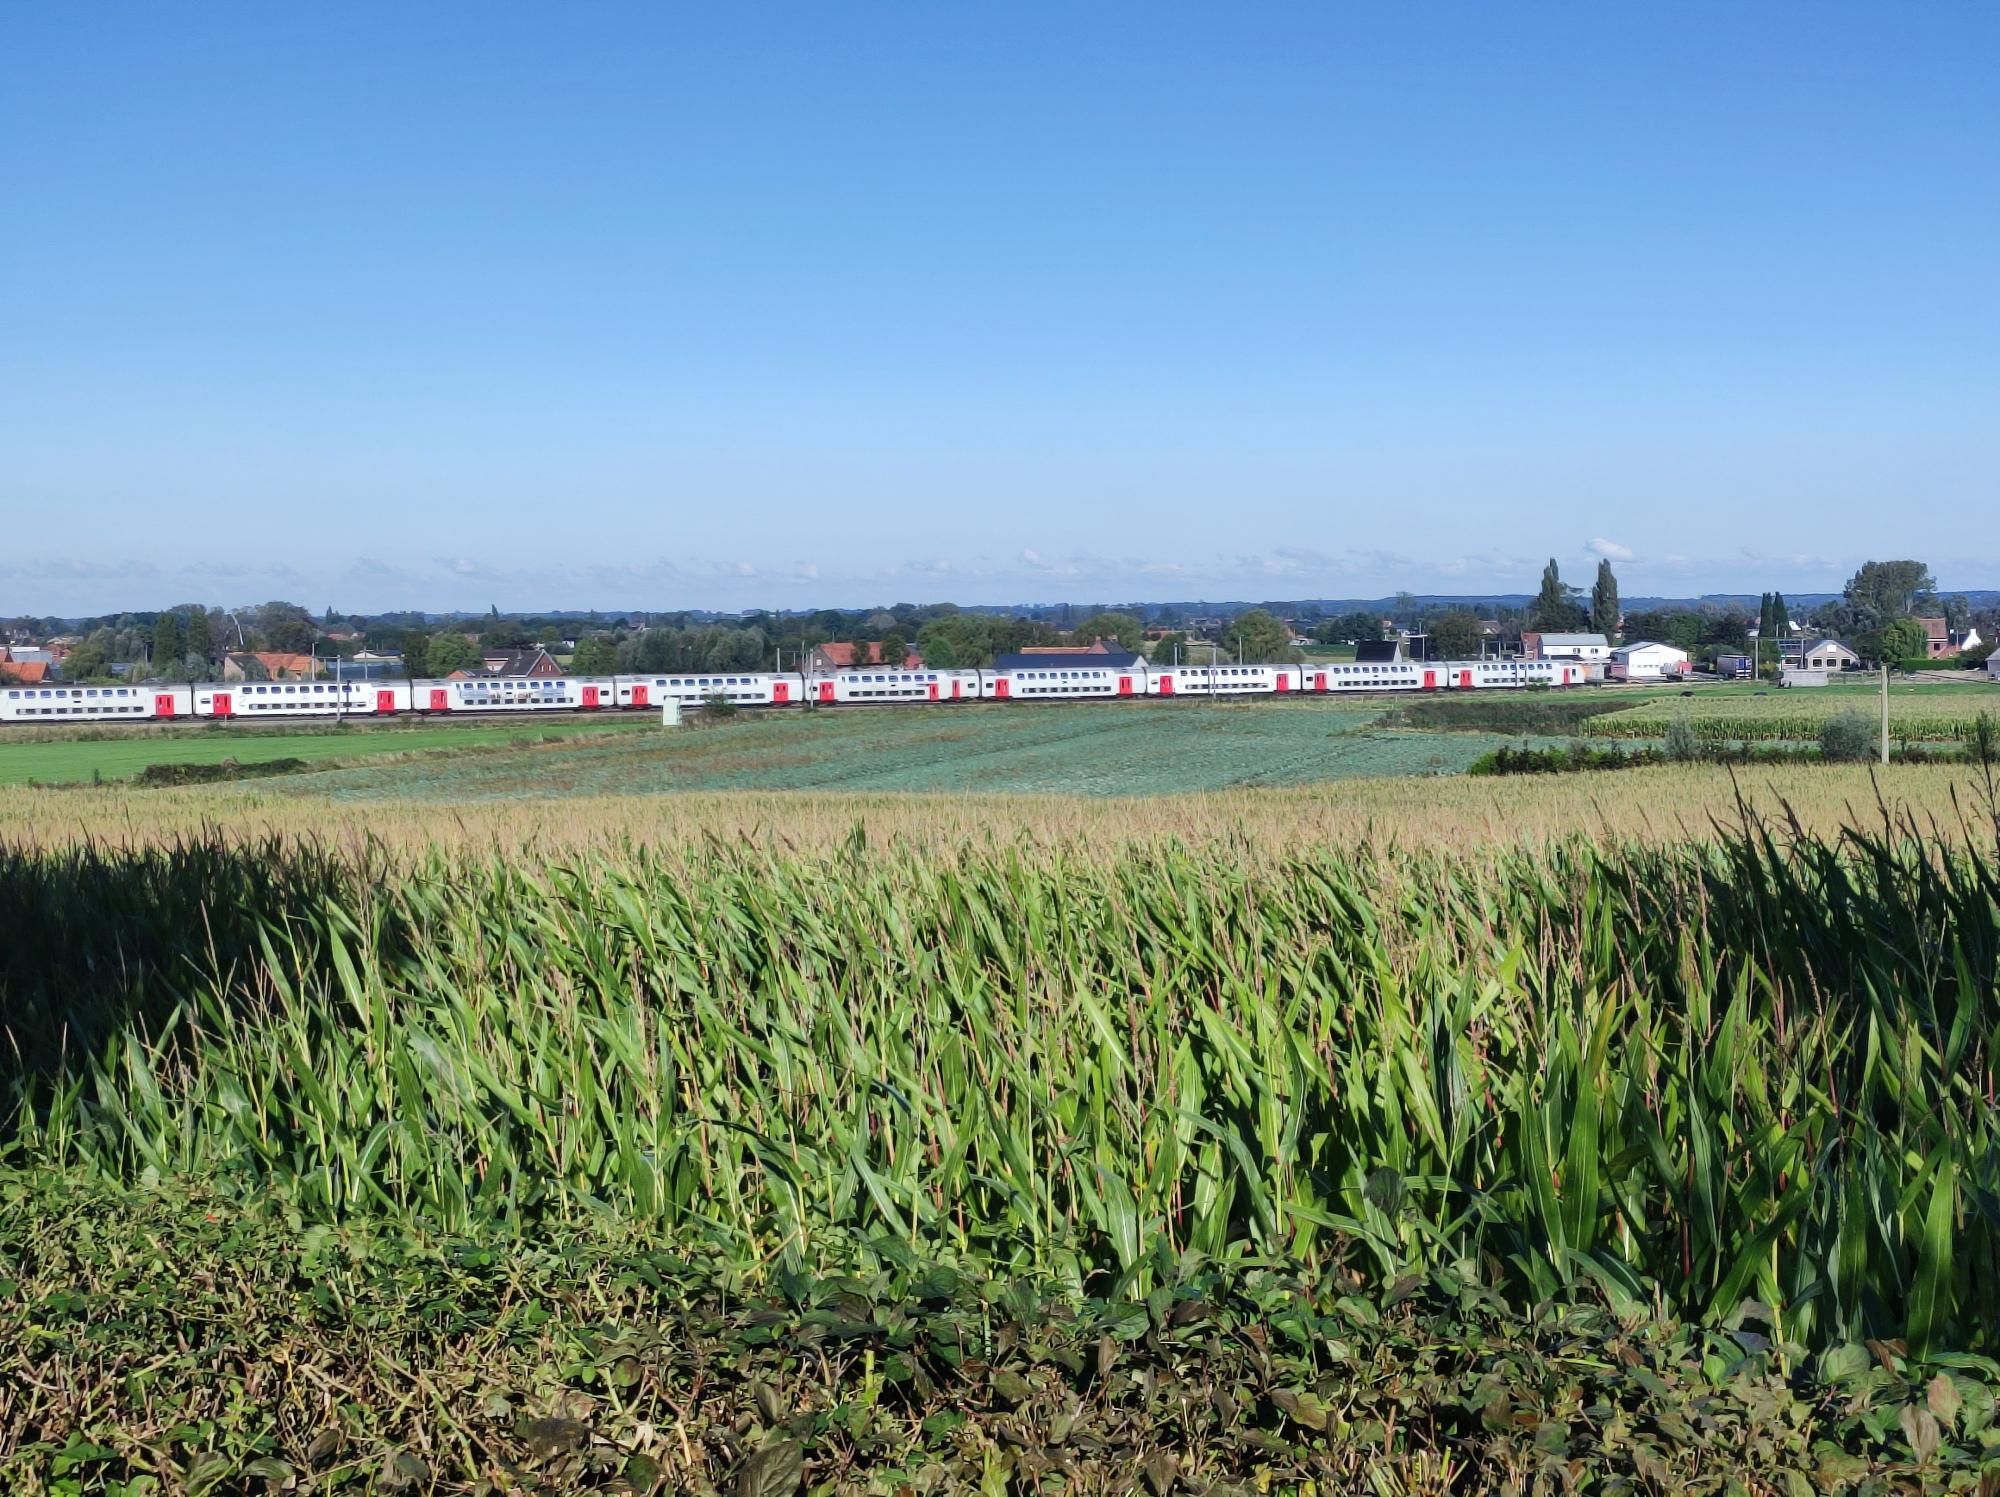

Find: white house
[1609,641,1690,680]
[1800,638,1860,672]
[1524,631,1612,663]
[1989,653,2000,682]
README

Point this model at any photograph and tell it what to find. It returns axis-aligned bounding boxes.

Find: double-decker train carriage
[2,654,1587,727]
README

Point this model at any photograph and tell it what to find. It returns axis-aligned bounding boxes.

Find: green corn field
[6,806,1997,1363]
[1587,694,1997,743]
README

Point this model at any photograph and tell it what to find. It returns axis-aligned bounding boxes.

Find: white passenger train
[0,659,1583,724]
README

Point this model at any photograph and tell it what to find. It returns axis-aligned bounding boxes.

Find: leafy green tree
[879,632,908,668]
[150,611,184,673]
[1770,592,1788,633]
[1314,611,1382,645]
[62,642,110,681]
[1844,560,1936,620]
[1590,560,1620,640]
[1700,609,1753,650]
[1429,609,1484,659]
[915,621,967,669]
[1880,616,1927,662]
[1145,631,1187,662]
[569,636,618,675]
[253,602,318,654]
[1219,609,1296,663]
[1943,595,1971,633]
[1810,596,1881,644]
[401,631,432,680]
[183,607,213,664]
[480,617,533,649]
[426,634,479,675]
[1070,611,1142,651]
[1625,608,1705,653]
[1530,559,1585,632]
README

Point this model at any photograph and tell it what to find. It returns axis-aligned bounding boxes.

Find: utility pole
[1880,662,1890,766]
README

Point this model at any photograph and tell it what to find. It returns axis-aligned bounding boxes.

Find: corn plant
[4,800,1998,1358]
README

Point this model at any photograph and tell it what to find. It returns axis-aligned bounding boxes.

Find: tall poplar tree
[150,611,184,673]
[1531,559,1582,631]
[1590,559,1620,640]
[183,607,213,664]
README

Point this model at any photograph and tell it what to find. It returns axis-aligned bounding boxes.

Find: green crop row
[1584,694,1997,742]
[5,814,1999,1365]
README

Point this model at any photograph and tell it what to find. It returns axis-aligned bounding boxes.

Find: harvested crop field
[6,761,1997,856]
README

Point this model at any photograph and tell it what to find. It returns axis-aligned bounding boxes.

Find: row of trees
[1522,557,1991,668]
[23,559,1993,685]
[1526,558,1620,636]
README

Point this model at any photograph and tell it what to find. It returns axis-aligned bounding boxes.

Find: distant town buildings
[1801,638,1861,672]
[1608,642,1690,680]
[806,642,923,672]
[1522,632,1612,663]
[221,651,315,681]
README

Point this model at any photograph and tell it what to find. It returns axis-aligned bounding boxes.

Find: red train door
[772,681,788,703]
[950,679,962,700]
[817,680,835,703]
[1274,674,1290,693]
[927,682,939,700]
[1158,674,1173,695]
[375,690,396,714]
[1459,670,1473,688]
[1422,671,1436,691]
[581,685,601,709]
[995,678,1010,699]
[1312,673,1327,692]
[212,693,233,717]
[153,693,177,718]
[1117,675,1133,695]
[631,684,650,707]
[429,688,449,712]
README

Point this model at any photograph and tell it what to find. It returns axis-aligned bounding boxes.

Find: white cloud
[1586,538,1637,562]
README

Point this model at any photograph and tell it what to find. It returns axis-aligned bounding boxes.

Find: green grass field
[0,716,654,785]
[289,699,1516,799]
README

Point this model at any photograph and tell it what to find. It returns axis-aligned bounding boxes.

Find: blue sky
[3,2,1995,615]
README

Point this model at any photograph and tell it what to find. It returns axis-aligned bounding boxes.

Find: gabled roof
[994,651,1144,671]
[1802,637,1858,656]
[1611,640,1687,656]
[1019,639,1119,655]
[813,642,923,669]
[1535,632,1610,647]
[478,647,558,674]
[0,661,49,684]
